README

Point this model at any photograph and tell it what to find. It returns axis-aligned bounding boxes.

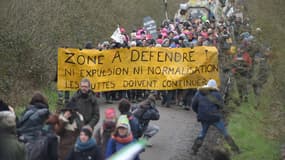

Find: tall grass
[228,75,284,160]
[229,105,280,159]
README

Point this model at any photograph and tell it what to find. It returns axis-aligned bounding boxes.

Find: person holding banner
[69,78,100,130]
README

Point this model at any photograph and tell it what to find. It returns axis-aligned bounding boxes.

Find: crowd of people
[0,0,272,160]
[54,0,270,110]
[0,78,160,160]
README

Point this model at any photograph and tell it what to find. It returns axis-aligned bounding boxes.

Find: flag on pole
[111,26,124,44]
[107,139,147,160]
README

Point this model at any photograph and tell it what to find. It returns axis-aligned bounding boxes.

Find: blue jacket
[105,137,139,160]
[191,87,224,122]
[17,103,50,136]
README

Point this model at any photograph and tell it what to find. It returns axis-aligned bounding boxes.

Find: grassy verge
[229,105,280,160]
[42,86,59,112]
[228,78,283,160]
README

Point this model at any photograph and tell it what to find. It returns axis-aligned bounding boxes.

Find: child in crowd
[105,115,140,160]
[94,107,117,159]
[66,127,103,160]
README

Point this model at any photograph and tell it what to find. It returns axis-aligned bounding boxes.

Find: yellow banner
[57,47,220,92]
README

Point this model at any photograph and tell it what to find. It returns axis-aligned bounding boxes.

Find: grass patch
[42,86,58,112]
[228,100,281,160]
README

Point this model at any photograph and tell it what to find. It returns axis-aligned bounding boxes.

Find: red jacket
[232,52,252,75]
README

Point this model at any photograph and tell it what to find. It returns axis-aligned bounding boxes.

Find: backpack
[128,115,143,139]
[131,104,147,120]
[131,104,159,137]
[23,132,49,160]
[132,103,160,121]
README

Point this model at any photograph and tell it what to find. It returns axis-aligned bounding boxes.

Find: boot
[143,135,153,147]
[225,135,240,154]
[191,138,203,155]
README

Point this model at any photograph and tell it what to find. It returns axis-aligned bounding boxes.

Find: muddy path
[95,98,218,160]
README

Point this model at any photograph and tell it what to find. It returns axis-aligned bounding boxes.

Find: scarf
[112,133,133,144]
[75,137,96,152]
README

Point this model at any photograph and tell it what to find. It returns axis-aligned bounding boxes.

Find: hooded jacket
[17,102,50,137]
[0,111,26,160]
[192,87,224,122]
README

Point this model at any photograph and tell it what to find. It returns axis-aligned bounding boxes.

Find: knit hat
[206,79,218,89]
[81,127,93,138]
[117,123,128,129]
[116,115,130,131]
[130,41,137,47]
[146,34,152,40]
[120,27,126,33]
[161,28,168,33]
[104,108,116,120]
[201,15,207,23]
[156,39,163,44]
[155,43,162,47]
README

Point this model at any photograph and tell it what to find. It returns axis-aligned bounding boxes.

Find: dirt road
[95,98,203,160]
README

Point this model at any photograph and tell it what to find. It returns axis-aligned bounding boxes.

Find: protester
[182,89,196,110]
[161,90,174,108]
[118,98,141,139]
[66,127,103,160]
[0,99,26,160]
[232,48,252,103]
[17,92,50,137]
[95,107,117,159]
[132,94,160,147]
[17,92,58,160]
[252,46,270,103]
[55,101,84,160]
[191,79,240,155]
[105,115,140,160]
[69,78,100,130]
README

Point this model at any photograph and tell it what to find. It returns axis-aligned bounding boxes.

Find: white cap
[130,41,137,46]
